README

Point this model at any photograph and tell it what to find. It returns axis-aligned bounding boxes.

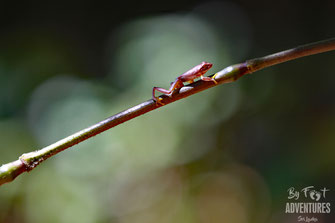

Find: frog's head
[200,62,213,72]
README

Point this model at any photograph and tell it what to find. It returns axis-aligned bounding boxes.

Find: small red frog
[152,61,217,103]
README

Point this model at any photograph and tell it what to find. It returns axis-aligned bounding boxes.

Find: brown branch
[1,37,335,186]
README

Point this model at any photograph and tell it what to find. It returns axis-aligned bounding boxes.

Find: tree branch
[1,37,335,186]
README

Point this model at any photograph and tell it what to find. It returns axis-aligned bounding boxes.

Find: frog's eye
[201,63,212,71]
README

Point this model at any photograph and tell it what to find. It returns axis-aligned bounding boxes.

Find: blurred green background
[0,0,334,222]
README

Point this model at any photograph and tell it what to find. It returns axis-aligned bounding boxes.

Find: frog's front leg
[152,78,184,103]
[200,75,218,84]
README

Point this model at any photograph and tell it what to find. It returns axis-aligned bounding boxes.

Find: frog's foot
[154,97,165,105]
[211,73,219,84]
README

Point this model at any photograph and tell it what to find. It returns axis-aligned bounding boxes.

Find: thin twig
[1,37,335,186]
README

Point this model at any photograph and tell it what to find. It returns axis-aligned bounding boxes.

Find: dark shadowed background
[0,0,334,222]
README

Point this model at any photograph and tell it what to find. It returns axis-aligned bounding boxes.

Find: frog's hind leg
[152,87,172,104]
[152,79,184,104]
